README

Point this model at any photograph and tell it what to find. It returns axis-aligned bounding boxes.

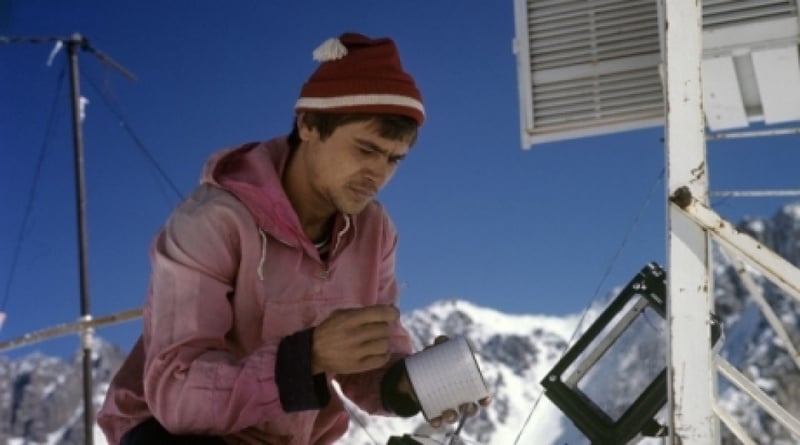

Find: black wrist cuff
[381,359,421,417]
[275,328,330,412]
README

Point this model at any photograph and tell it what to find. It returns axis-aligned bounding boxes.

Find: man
[98,32,481,445]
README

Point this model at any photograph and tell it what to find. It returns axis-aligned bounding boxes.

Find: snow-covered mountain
[713,204,800,445]
[338,299,586,445]
[3,202,800,444]
[1,340,124,445]
[2,300,585,445]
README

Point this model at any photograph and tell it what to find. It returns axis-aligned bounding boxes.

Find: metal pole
[662,0,719,442]
[3,33,136,445]
[706,127,800,140]
[67,33,95,445]
[0,308,142,353]
[710,190,800,198]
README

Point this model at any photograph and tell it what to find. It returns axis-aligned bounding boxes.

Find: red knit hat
[295,33,425,126]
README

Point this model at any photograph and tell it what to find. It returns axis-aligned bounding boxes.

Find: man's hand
[312,305,399,375]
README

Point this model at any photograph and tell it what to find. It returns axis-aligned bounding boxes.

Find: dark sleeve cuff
[381,359,421,417]
[275,328,330,412]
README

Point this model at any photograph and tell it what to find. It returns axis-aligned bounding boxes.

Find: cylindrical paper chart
[404,336,489,420]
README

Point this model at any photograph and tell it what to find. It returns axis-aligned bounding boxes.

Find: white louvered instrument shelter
[513,0,800,148]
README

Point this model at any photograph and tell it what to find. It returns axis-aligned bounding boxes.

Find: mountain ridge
[3,202,800,444]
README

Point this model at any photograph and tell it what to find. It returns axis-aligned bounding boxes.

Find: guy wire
[512,167,664,444]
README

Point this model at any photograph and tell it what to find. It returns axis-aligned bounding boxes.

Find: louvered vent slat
[534,102,663,127]
[530,39,660,68]
[532,39,659,71]
[536,72,659,95]
[529,0,647,18]
[531,24,658,52]
[527,0,659,73]
[532,37,659,61]
[533,69,662,117]
[534,102,663,123]
[703,0,797,28]
[534,82,662,107]
[530,6,655,34]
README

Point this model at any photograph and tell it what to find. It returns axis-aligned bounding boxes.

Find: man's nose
[369,156,396,182]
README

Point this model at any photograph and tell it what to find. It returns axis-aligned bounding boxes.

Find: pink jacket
[97,138,413,444]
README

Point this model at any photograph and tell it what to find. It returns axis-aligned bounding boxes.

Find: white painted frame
[664,1,800,442]
[663,0,719,442]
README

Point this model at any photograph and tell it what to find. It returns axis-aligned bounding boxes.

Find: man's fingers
[428,409,456,429]
[341,305,399,326]
[428,403,483,429]
[459,402,478,417]
[312,305,399,375]
[343,323,391,360]
[423,335,449,351]
[356,352,391,371]
[338,328,393,372]
[358,337,391,357]
[427,412,455,429]
[354,321,392,340]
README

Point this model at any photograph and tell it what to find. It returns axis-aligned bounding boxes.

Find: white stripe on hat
[295,94,425,116]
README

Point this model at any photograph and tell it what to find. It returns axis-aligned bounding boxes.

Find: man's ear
[296,113,315,142]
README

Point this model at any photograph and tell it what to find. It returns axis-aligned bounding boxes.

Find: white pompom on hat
[295,32,425,126]
[312,37,348,62]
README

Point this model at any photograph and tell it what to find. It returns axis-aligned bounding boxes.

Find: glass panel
[575,298,666,421]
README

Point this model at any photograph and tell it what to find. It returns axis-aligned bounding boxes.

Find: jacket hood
[201,137,307,246]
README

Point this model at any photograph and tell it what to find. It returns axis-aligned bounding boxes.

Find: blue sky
[2,1,799,359]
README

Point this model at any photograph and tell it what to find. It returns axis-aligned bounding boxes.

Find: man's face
[300,119,411,215]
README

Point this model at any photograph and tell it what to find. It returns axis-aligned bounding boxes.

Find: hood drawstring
[258,228,268,281]
[258,216,348,280]
[333,215,351,253]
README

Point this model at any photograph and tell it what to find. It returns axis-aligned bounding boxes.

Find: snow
[783,203,800,220]
[408,298,583,341]
[722,300,763,366]
[743,218,766,235]
[338,298,590,444]
[94,424,109,445]
[8,428,108,445]
[8,409,109,445]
